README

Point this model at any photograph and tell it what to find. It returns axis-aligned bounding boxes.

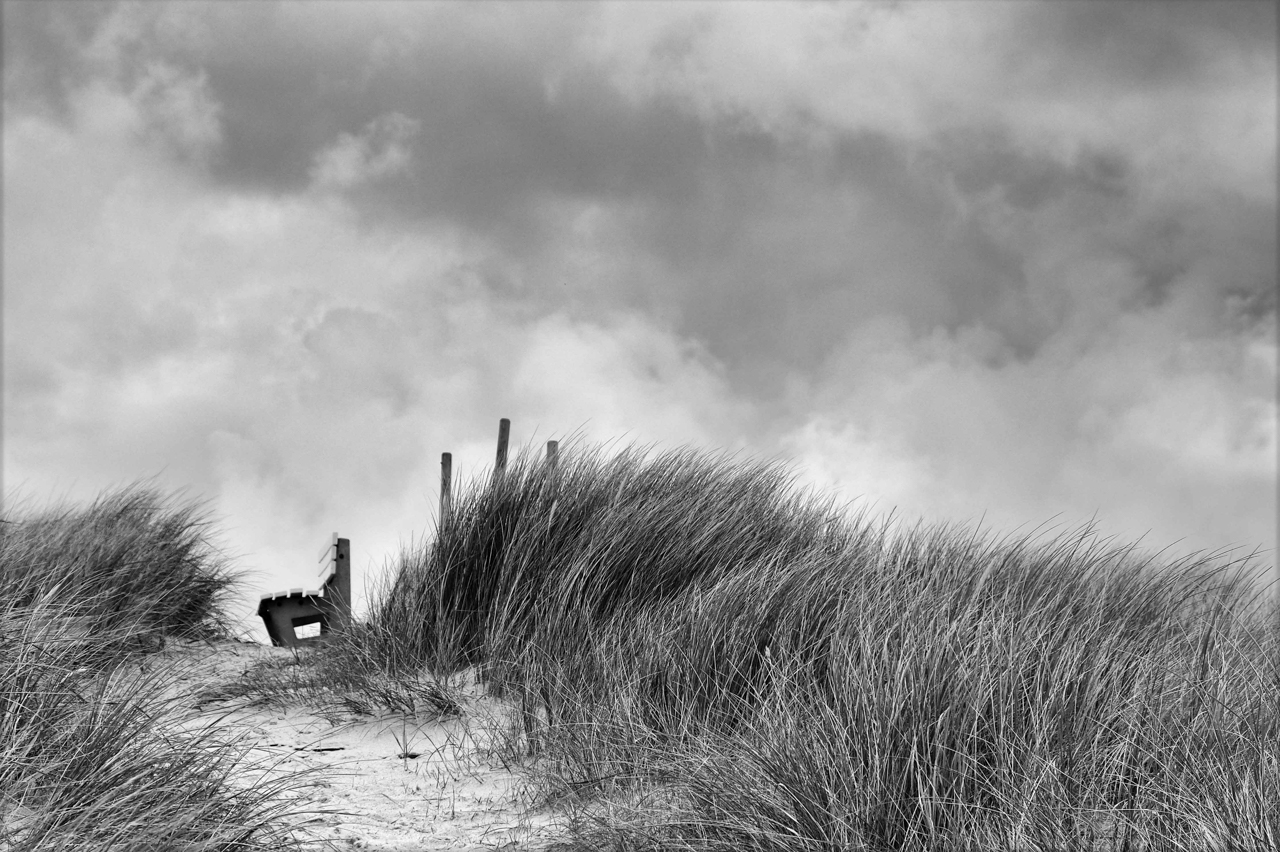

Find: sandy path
[153,640,559,851]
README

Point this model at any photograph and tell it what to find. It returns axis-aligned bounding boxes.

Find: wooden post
[546,440,559,468]
[495,418,511,475]
[440,452,453,524]
[332,537,351,632]
[315,533,352,637]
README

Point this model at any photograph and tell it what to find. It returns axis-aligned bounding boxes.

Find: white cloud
[583,1,1275,199]
[131,60,223,161]
[310,112,421,191]
[512,311,752,448]
[784,306,1276,562]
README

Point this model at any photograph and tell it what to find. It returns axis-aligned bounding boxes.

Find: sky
[4,0,1276,636]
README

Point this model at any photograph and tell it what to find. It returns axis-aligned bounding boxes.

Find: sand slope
[153,639,558,851]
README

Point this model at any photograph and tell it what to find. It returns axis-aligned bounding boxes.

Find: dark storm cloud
[1009,0,1277,88]
[176,3,704,230]
[165,3,964,396]
[16,0,1264,400]
[2,1,114,118]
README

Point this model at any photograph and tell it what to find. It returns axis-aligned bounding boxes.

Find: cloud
[512,311,752,447]
[785,305,1276,560]
[2,37,754,624]
[582,0,1275,207]
[120,57,224,163]
[310,112,420,191]
[4,1,1275,631]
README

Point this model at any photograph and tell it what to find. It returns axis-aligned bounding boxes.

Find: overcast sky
[4,1,1276,634]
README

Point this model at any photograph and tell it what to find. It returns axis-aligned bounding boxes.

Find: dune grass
[342,440,1277,851]
[0,484,240,654]
[0,484,315,851]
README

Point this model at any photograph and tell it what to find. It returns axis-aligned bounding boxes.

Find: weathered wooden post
[440,452,453,524]
[495,418,511,476]
[546,440,559,467]
[331,536,352,632]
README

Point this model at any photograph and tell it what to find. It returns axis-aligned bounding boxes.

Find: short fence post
[332,537,352,632]
[495,418,511,477]
[440,452,453,524]
[546,440,559,468]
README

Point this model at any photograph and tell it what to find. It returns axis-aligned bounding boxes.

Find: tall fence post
[495,418,511,477]
[546,440,559,468]
[440,452,453,525]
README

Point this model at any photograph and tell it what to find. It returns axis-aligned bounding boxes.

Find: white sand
[152,639,559,851]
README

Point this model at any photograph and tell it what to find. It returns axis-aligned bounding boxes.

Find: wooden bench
[257,534,351,647]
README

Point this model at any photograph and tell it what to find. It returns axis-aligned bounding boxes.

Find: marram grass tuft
[346,439,1276,852]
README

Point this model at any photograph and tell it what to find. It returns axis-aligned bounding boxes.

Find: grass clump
[0,483,240,653]
[202,628,463,723]
[341,439,1277,851]
[0,484,316,851]
[332,440,1280,844]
